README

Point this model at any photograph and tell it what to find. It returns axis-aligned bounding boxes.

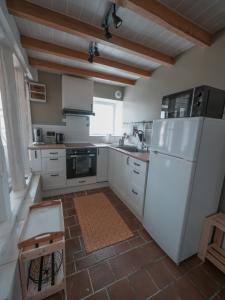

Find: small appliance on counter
[45,131,56,144]
[33,127,43,144]
[56,133,64,144]
[161,85,225,119]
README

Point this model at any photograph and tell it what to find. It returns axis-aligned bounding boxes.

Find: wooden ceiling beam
[21,35,152,78]
[28,57,136,86]
[7,0,174,66]
[112,0,212,47]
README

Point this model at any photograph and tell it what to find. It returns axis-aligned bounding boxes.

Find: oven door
[66,154,96,178]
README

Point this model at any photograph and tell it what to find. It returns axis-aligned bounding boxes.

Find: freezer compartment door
[143,152,195,264]
[151,118,203,161]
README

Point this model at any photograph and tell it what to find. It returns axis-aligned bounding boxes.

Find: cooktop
[64,143,95,148]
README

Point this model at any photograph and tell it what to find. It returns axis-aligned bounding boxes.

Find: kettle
[56,133,64,144]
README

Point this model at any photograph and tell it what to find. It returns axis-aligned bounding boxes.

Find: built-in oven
[66,148,97,179]
[161,85,225,119]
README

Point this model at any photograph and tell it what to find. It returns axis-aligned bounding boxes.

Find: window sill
[0,174,41,300]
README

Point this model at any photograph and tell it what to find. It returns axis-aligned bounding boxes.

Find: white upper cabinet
[62,75,94,111]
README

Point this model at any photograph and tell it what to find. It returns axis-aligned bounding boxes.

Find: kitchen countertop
[28,143,150,162]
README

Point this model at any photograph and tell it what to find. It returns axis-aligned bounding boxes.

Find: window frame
[90,97,122,137]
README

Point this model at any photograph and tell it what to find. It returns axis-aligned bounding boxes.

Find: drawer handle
[78,180,86,183]
[49,152,58,155]
[133,170,140,175]
[134,162,140,167]
[132,189,138,195]
[50,158,58,160]
[50,174,59,177]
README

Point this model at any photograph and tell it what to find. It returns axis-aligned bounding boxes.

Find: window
[90,97,123,136]
[0,90,11,189]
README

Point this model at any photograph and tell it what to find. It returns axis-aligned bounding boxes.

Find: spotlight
[104,26,112,40]
[112,4,122,28]
[94,43,100,56]
[88,54,94,63]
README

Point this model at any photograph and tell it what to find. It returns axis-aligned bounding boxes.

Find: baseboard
[42,181,109,198]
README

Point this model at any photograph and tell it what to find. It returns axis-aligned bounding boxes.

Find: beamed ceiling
[6,0,225,86]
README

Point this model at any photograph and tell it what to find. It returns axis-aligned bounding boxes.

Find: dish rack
[18,200,66,300]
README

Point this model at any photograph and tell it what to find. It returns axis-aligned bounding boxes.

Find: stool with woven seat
[198,213,225,273]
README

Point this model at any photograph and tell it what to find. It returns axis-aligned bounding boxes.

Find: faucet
[119,133,127,146]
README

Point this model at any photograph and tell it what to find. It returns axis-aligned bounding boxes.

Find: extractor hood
[62,108,95,116]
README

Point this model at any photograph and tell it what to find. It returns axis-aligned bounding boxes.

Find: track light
[112,4,122,28]
[101,4,123,39]
[104,26,112,40]
[88,42,100,63]
[94,44,100,57]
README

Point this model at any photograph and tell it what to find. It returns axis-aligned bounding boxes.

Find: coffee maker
[33,127,43,144]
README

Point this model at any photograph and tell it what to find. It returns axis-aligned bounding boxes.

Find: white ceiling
[11,0,225,85]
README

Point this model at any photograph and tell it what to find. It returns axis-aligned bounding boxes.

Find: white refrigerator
[143,117,225,264]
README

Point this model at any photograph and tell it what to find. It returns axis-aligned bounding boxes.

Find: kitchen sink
[115,145,139,152]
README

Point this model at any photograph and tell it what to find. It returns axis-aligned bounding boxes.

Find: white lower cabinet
[42,172,66,190]
[96,147,108,182]
[108,149,148,219]
[29,150,42,173]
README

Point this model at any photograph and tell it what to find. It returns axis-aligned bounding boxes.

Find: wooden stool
[198,213,225,273]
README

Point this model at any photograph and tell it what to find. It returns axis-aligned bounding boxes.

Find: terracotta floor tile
[66,270,92,300]
[188,265,220,298]
[146,259,175,289]
[128,269,158,300]
[113,240,131,255]
[133,242,165,268]
[66,261,75,277]
[67,208,76,216]
[65,238,81,263]
[109,250,137,279]
[152,277,205,300]
[76,253,99,270]
[84,290,108,300]
[202,260,225,286]
[128,235,146,248]
[45,292,63,300]
[125,216,142,231]
[163,255,201,279]
[65,227,70,240]
[70,225,81,238]
[108,278,135,300]
[138,228,152,241]
[64,216,77,227]
[89,261,116,291]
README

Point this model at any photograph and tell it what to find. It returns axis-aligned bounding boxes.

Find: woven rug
[74,192,133,253]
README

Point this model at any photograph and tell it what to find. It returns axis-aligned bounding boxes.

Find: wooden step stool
[198,213,225,273]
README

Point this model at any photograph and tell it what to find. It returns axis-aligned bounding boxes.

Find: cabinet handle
[126,156,130,165]
[78,180,86,183]
[98,148,99,155]
[134,162,140,167]
[133,170,140,175]
[34,150,37,159]
[50,174,59,177]
[50,158,58,161]
[132,189,138,195]
[50,152,58,155]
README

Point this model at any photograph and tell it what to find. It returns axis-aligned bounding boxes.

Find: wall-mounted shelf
[29,82,47,102]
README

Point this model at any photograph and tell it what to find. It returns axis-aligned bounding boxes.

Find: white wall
[123,31,225,122]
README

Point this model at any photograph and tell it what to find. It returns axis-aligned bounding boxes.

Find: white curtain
[14,66,33,175]
[0,46,26,191]
[0,134,11,222]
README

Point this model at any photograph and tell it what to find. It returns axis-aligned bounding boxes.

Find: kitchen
[1,1,225,300]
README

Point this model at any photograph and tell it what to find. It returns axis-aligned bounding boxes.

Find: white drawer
[128,184,144,216]
[42,156,65,173]
[130,157,147,174]
[42,172,66,190]
[41,149,65,158]
[130,167,146,189]
[66,176,97,187]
